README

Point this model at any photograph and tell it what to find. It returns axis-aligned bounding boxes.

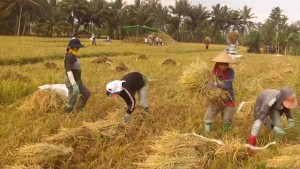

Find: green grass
[0,36,300,168]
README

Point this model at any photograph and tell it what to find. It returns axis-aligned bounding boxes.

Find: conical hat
[210,52,235,63]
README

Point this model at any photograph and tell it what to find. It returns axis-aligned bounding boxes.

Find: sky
[124,0,299,24]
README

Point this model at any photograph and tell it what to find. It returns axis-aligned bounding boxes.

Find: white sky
[124,0,299,24]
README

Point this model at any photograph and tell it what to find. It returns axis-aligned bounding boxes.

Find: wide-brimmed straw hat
[283,93,298,109]
[211,52,235,63]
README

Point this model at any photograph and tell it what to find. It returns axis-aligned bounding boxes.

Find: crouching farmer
[248,87,298,154]
[106,72,148,122]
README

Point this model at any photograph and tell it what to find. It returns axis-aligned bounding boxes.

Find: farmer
[64,38,91,113]
[248,87,298,149]
[227,35,239,55]
[91,34,97,46]
[204,36,211,50]
[105,72,148,122]
[204,52,236,134]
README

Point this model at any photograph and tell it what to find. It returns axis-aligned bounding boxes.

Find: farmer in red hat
[105,72,148,122]
[248,87,298,153]
[64,38,91,113]
[204,52,236,134]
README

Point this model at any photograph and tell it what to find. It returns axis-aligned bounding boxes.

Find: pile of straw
[91,57,112,64]
[266,144,300,168]
[214,139,248,166]
[135,131,218,169]
[44,120,119,143]
[16,143,73,167]
[137,54,148,60]
[4,165,42,169]
[44,62,58,70]
[180,61,230,105]
[228,32,239,43]
[115,63,128,72]
[1,70,31,82]
[162,58,177,66]
[18,89,66,113]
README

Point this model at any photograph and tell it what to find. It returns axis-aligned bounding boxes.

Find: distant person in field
[204,36,211,50]
[105,72,149,122]
[64,38,91,113]
[247,87,297,154]
[204,52,236,134]
[91,34,97,46]
[227,32,239,55]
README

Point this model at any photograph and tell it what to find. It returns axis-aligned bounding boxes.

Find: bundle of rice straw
[266,144,300,168]
[4,165,42,169]
[228,32,239,43]
[16,143,73,166]
[204,36,211,44]
[135,130,218,169]
[18,89,66,113]
[180,60,230,105]
[214,139,248,166]
[44,120,119,143]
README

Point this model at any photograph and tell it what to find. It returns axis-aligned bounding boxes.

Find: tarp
[122,25,159,32]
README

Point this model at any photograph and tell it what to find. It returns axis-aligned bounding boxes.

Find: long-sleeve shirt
[118,72,145,113]
[254,89,293,130]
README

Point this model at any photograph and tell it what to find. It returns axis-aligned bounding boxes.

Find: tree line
[1,0,300,54]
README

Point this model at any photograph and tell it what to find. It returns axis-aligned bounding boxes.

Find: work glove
[73,84,79,95]
[123,113,131,123]
[64,103,73,113]
[273,126,286,136]
[284,118,295,130]
[205,82,217,90]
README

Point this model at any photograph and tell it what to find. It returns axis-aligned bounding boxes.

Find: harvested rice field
[0,36,300,168]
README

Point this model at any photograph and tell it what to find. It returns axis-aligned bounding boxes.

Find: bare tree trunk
[15,16,19,35]
[17,5,23,36]
[22,19,27,36]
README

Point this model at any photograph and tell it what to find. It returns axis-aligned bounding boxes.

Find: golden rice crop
[214,139,248,166]
[266,155,300,168]
[44,120,119,143]
[135,130,218,169]
[180,60,231,105]
[16,143,73,166]
[4,165,42,169]
[18,89,66,113]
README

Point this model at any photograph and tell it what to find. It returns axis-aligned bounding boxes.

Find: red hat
[283,93,298,109]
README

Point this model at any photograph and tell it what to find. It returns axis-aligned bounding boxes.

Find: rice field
[0,36,300,168]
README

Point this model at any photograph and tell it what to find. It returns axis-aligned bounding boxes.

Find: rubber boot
[247,135,257,156]
[204,123,212,135]
[64,103,74,113]
[223,124,230,132]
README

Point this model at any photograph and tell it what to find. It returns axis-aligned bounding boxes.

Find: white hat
[106,80,125,96]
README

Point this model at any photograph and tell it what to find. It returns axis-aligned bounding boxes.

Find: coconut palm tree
[238,6,256,35]
[59,0,89,34]
[2,0,43,36]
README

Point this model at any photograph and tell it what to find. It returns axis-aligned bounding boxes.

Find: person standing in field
[247,87,297,154]
[204,52,236,134]
[91,34,97,46]
[105,72,149,122]
[64,38,91,113]
[227,32,239,55]
[204,36,211,50]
